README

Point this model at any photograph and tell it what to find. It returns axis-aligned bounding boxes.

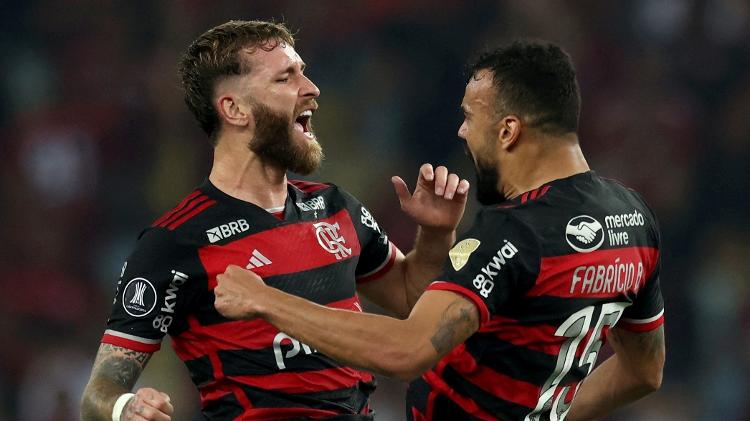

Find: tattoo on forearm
[430,299,478,354]
[81,344,153,421]
[92,343,151,389]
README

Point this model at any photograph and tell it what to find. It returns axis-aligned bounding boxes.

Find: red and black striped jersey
[102,179,397,420]
[410,171,664,421]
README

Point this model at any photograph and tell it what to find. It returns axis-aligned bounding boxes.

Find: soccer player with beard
[81,20,470,421]
[214,41,666,421]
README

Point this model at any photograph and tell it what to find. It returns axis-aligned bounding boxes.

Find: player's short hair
[178,20,295,144]
[468,40,581,134]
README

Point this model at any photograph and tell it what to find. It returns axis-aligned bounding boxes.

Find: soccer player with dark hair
[215,40,666,421]
[80,20,470,421]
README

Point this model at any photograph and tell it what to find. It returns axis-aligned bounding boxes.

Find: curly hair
[178,20,295,143]
[468,40,581,134]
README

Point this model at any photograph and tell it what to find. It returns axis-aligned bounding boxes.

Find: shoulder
[596,175,661,240]
[149,188,218,231]
[134,187,215,256]
[474,206,539,240]
[458,207,542,266]
[595,174,653,211]
[466,207,543,268]
[130,227,186,264]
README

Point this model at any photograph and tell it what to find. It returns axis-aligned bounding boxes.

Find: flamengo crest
[313,221,352,260]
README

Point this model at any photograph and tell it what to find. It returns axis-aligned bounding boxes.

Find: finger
[131,389,172,421]
[135,388,158,403]
[163,400,174,416]
[146,393,173,414]
[419,163,434,182]
[434,166,448,195]
[444,173,460,200]
[225,264,242,274]
[140,403,171,421]
[456,179,470,195]
[131,402,163,421]
[391,176,411,206]
[143,398,173,421]
[159,392,175,415]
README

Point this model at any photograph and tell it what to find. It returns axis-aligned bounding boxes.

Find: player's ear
[217,94,251,129]
[497,115,521,150]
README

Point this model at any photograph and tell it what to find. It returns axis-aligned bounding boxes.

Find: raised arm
[358,164,469,318]
[214,266,480,381]
[81,344,173,421]
[566,325,666,421]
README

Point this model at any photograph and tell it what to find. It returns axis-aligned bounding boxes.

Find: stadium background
[1,1,749,420]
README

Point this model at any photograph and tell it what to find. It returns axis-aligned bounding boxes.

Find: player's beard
[465,143,507,205]
[248,103,323,175]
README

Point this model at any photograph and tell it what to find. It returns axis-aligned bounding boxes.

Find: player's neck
[209,138,288,210]
[502,134,590,199]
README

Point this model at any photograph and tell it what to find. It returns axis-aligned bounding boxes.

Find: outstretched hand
[392,164,470,233]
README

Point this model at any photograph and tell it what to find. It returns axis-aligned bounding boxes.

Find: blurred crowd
[1,1,749,420]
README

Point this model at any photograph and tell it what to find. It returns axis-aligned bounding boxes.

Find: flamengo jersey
[408,171,664,421]
[102,179,396,420]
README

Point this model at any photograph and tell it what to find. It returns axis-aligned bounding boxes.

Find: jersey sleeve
[101,228,201,353]
[617,199,665,332]
[618,265,664,332]
[340,190,398,284]
[427,210,540,326]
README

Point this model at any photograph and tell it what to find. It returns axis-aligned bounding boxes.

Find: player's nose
[300,74,320,99]
[458,121,468,139]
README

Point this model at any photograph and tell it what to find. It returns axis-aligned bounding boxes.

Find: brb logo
[273,332,317,370]
[206,219,249,243]
[313,221,351,260]
[296,196,325,212]
[565,215,604,253]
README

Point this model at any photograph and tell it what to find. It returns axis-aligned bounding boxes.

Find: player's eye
[276,77,289,83]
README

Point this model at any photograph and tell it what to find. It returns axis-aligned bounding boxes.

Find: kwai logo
[472,240,518,298]
[152,270,188,333]
[565,215,604,253]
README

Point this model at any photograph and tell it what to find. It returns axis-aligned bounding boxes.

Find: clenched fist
[121,388,173,421]
[214,265,269,320]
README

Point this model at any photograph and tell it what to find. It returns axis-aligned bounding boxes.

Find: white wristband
[112,393,135,421]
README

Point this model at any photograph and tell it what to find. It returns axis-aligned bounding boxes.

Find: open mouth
[294,110,313,138]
